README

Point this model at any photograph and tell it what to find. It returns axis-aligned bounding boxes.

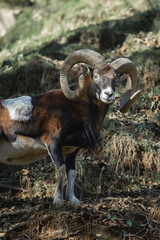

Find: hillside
[0,0,160,239]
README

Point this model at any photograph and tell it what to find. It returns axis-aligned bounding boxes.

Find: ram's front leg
[65,150,80,204]
[47,139,65,205]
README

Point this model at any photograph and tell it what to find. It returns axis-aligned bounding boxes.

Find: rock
[0,8,16,37]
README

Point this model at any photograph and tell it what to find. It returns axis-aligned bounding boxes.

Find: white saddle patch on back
[2,96,33,122]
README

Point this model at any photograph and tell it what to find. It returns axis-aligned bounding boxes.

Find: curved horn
[60,49,107,100]
[111,58,141,113]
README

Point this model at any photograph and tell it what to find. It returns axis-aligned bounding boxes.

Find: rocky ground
[0,0,160,239]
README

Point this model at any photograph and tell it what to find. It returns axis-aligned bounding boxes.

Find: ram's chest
[0,136,48,165]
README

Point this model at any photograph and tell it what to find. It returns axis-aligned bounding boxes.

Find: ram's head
[60,49,141,113]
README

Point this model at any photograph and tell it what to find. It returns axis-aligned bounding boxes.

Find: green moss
[131,49,160,61]
[0,9,44,50]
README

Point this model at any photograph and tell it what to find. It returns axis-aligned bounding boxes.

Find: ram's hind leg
[47,140,65,205]
[65,150,80,204]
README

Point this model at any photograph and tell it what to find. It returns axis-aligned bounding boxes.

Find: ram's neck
[86,84,110,134]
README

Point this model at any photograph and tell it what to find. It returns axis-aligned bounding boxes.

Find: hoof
[53,198,64,205]
[69,196,80,204]
[53,192,64,205]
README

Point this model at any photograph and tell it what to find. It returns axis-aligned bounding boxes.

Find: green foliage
[126,219,132,227]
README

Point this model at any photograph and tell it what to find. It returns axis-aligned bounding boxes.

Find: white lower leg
[53,164,66,205]
[67,169,80,204]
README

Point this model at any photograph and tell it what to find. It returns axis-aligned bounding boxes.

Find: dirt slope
[0,0,160,239]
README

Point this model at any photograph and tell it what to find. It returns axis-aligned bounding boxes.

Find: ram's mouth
[96,92,115,104]
[100,97,114,104]
[99,92,115,104]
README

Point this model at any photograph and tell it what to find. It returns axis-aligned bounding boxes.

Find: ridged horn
[60,49,107,100]
[111,58,141,113]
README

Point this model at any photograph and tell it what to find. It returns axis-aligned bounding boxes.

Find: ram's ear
[81,64,90,76]
[103,63,112,71]
[93,70,100,82]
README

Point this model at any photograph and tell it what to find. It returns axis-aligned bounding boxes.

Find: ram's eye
[94,73,100,80]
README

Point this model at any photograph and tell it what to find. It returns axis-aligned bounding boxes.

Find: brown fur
[0,64,119,204]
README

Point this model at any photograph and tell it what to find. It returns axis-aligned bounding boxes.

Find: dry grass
[106,132,140,175]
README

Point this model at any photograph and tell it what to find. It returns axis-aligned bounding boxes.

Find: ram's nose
[104,91,114,98]
[104,87,114,99]
[100,87,115,103]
